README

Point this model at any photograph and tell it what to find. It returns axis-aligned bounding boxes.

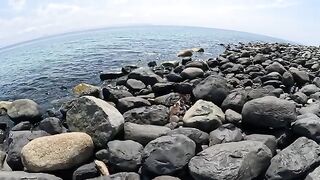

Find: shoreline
[1,42,320,179]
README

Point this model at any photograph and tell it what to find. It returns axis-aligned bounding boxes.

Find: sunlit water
[0,26,286,110]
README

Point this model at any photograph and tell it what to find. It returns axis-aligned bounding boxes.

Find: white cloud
[0,0,318,47]
[8,0,26,10]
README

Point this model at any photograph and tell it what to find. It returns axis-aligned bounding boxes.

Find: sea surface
[0,26,287,110]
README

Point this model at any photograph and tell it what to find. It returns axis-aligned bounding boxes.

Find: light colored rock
[0,101,12,110]
[66,96,124,148]
[21,132,94,172]
[6,99,41,122]
[73,83,100,97]
[183,99,225,132]
[177,50,193,57]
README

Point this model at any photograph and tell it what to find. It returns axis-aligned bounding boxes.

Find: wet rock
[242,96,296,129]
[21,132,94,172]
[225,109,242,124]
[38,117,65,134]
[7,99,42,123]
[73,83,100,97]
[117,97,151,113]
[6,130,49,170]
[192,75,230,106]
[100,71,123,80]
[183,99,225,132]
[123,105,169,126]
[124,122,170,145]
[66,96,124,148]
[189,140,272,180]
[87,172,140,180]
[0,115,14,135]
[166,127,209,146]
[122,65,138,74]
[209,123,243,146]
[265,137,320,180]
[177,50,193,57]
[104,140,143,171]
[192,47,204,52]
[128,67,164,86]
[180,67,204,80]
[142,135,196,175]
[73,162,99,180]
[0,171,62,180]
[126,79,146,91]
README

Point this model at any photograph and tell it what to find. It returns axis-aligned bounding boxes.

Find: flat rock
[124,122,171,145]
[21,132,94,172]
[128,67,164,86]
[189,140,272,180]
[126,79,146,91]
[183,99,225,132]
[117,96,151,113]
[265,137,320,180]
[242,96,296,129]
[193,75,230,106]
[7,99,42,123]
[123,105,169,126]
[166,127,209,146]
[244,134,277,155]
[73,162,99,180]
[143,135,196,175]
[66,96,124,148]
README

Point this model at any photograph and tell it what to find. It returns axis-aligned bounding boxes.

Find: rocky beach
[1,42,320,180]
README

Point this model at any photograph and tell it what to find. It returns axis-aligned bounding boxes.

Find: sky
[0,0,319,48]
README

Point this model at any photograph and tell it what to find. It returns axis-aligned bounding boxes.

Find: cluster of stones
[1,43,320,180]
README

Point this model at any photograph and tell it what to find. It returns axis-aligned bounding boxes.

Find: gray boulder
[242,96,296,128]
[126,79,146,91]
[73,162,99,180]
[105,140,143,171]
[11,121,31,131]
[183,99,225,132]
[221,90,248,113]
[6,99,42,122]
[66,96,124,148]
[154,93,180,107]
[142,135,196,175]
[266,62,286,74]
[124,122,170,145]
[305,166,320,180]
[128,67,164,86]
[189,140,272,180]
[225,109,242,124]
[117,97,151,113]
[299,102,320,117]
[6,130,48,170]
[180,67,204,79]
[0,171,62,180]
[123,105,169,126]
[209,123,243,146]
[300,84,320,96]
[87,172,140,180]
[266,137,320,180]
[290,68,310,86]
[166,127,209,146]
[38,117,65,134]
[193,75,230,106]
[244,134,277,155]
[292,115,320,143]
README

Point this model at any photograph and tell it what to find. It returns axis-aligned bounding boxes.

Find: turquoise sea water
[0,26,286,110]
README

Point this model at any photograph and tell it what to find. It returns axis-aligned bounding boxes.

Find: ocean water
[0,26,286,110]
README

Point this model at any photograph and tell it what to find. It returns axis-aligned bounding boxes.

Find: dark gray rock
[180,67,204,80]
[104,140,143,171]
[292,115,320,143]
[66,96,124,148]
[11,121,31,131]
[247,86,276,100]
[173,82,194,94]
[128,67,164,86]
[282,71,295,87]
[242,96,296,129]
[193,75,230,106]
[73,162,99,180]
[6,99,42,123]
[0,171,62,180]
[154,93,180,107]
[6,130,48,170]
[102,87,133,103]
[117,97,151,113]
[265,137,320,180]
[123,105,169,126]
[152,82,175,95]
[126,79,146,91]
[122,65,138,74]
[142,135,196,175]
[244,134,277,155]
[166,127,209,146]
[124,122,170,145]
[266,62,286,74]
[221,90,248,113]
[209,123,243,146]
[87,172,140,180]
[38,117,65,134]
[100,71,123,80]
[189,140,272,180]
[165,73,183,82]
[290,68,310,86]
